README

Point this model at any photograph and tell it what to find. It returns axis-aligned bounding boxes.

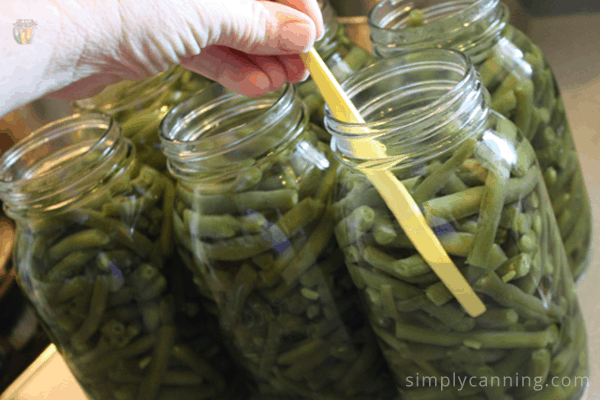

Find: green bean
[281,212,335,284]
[371,208,398,245]
[390,322,558,348]
[424,282,453,307]
[491,89,517,116]
[380,284,401,321]
[474,270,562,324]
[239,212,270,232]
[356,267,423,300]
[332,187,387,220]
[46,251,97,281]
[48,229,111,262]
[158,178,175,257]
[270,197,324,238]
[497,254,530,283]
[313,159,338,202]
[71,275,111,351]
[448,346,507,364]
[519,348,551,398]
[442,174,470,195]
[421,302,475,332]
[334,205,375,247]
[364,247,431,279]
[299,248,344,288]
[66,210,156,259]
[55,276,94,304]
[282,338,331,380]
[467,169,509,268]
[422,165,539,224]
[103,179,165,218]
[183,211,242,238]
[137,325,176,400]
[462,363,505,400]
[479,55,508,88]
[141,301,161,332]
[475,308,519,330]
[259,235,307,287]
[459,159,488,184]
[259,322,282,376]
[137,275,168,302]
[220,263,258,329]
[194,234,273,261]
[190,189,298,215]
[335,336,381,395]
[411,138,477,204]
[550,314,586,375]
[171,344,226,391]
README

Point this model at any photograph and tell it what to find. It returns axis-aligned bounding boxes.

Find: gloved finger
[273,0,324,40]
[275,54,310,83]
[181,46,274,97]
[44,74,123,100]
[212,1,318,55]
[247,55,287,91]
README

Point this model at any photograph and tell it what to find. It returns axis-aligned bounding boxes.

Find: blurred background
[1,0,600,398]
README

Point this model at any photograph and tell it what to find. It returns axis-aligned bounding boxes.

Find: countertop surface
[2,11,600,400]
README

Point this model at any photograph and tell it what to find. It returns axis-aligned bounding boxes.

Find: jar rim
[368,0,504,52]
[0,112,129,214]
[159,82,295,153]
[159,82,306,184]
[325,48,488,169]
[325,48,475,132]
[74,67,183,114]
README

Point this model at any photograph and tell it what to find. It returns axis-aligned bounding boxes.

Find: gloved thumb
[177,0,324,97]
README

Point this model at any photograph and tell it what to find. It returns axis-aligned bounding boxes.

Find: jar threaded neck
[369,0,506,60]
[326,49,489,172]
[0,113,131,217]
[159,83,306,184]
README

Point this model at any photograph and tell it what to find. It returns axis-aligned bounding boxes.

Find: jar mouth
[369,0,504,54]
[160,83,304,182]
[0,113,128,214]
[74,67,182,114]
[326,48,488,169]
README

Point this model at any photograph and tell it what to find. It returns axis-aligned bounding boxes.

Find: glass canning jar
[74,67,211,172]
[297,0,376,137]
[159,83,399,400]
[368,0,592,280]
[0,216,51,392]
[0,113,245,400]
[326,50,589,400]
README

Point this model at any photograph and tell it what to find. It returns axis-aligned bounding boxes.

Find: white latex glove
[1,0,323,116]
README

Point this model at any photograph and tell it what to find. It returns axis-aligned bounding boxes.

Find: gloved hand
[45,0,324,99]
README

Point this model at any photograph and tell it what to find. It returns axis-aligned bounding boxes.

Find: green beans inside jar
[0,113,245,400]
[159,83,399,400]
[325,50,589,400]
[297,0,376,137]
[74,67,211,172]
[368,0,592,280]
